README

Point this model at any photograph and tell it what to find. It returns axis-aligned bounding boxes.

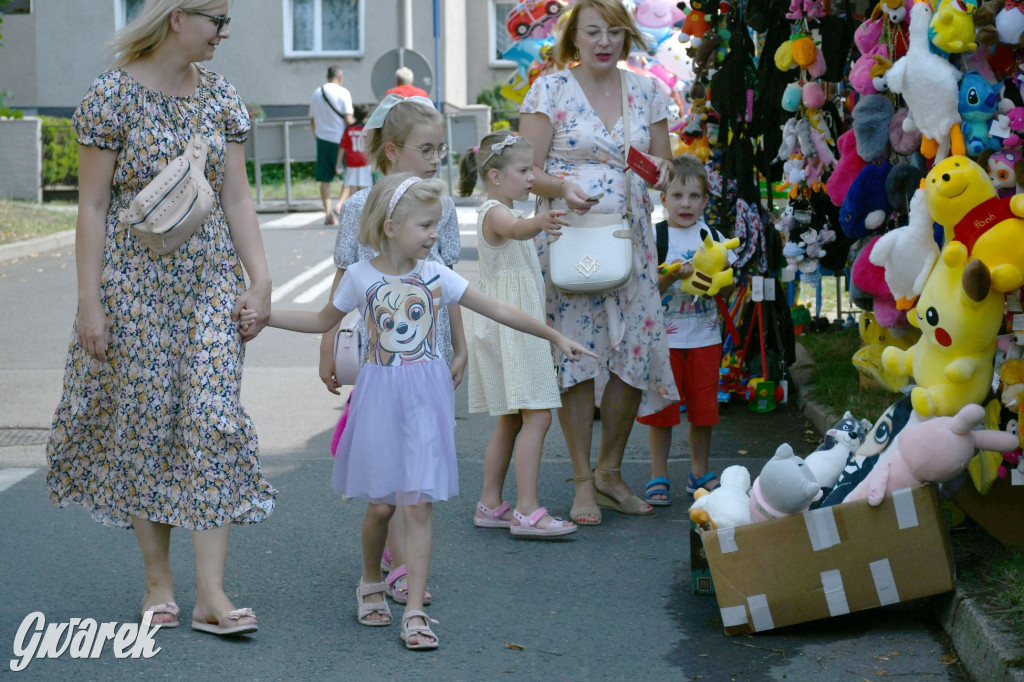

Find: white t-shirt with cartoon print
[333,259,469,366]
[661,220,736,349]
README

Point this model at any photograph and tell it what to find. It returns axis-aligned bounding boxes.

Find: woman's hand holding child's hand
[537,209,569,236]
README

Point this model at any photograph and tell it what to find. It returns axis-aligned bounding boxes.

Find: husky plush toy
[805,412,873,489]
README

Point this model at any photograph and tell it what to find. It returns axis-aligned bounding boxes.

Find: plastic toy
[748,444,823,522]
[868,187,939,311]
[881,242,1005,417]
[688,465,752,530]
[924,154,1024,293]
[506,0,567,39]
[845,403,1017,505]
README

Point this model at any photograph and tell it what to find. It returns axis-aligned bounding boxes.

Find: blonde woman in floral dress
[46,0,274,636]
[519,0,678,525]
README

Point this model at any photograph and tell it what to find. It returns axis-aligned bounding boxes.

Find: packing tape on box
[718,527,738,553]
[870,558,900,606]
[804,506,841,551]
[747,594,775,631]
[1012,469,1023,486]
[820,569,850,617]
[720,605,748,628]
[892,487,919,529]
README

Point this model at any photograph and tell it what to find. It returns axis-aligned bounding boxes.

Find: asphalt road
[0,213,970,680]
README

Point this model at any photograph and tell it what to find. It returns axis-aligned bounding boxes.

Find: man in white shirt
[310,66,354,225]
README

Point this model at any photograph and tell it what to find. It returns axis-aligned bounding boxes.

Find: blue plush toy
[959,71,1004,158]
[839,162,893,238]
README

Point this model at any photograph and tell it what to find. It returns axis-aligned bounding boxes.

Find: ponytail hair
[457,132,531,197]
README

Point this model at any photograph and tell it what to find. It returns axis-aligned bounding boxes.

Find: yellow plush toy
[881,242,1004,417]
[852,312,921,392]
[678,229,740,297]
[924,155,1024,293]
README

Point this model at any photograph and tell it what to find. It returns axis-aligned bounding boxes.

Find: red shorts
[636,345,722,428]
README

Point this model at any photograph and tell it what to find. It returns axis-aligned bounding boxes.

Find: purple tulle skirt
[332,358,458,505]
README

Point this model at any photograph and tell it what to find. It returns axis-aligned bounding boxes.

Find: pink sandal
[510,507,578,538]
[385,565,432,605]
[473,501,513,528]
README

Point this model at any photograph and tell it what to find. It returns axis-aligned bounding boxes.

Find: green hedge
[41,116,78,187]
[245,160,316,185]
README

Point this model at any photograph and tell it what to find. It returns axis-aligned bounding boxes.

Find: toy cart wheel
[515,22,529,36]
[545,1,561,14]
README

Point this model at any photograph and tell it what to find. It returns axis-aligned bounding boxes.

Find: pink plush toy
[844,404,1018,505]
[827,129,868,206]
[852,236,909,330]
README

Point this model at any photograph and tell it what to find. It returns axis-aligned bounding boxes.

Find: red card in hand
[627,147,660,185]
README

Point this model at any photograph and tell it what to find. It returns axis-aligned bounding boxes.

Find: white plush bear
[749,444,823,522]
[688,465,752,530]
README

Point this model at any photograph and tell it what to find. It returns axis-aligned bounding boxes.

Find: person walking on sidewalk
[385,66,429,99]
[458,132,577,538]
[310,65,354,224]
[46,0,275,638]
[637,155,735,505]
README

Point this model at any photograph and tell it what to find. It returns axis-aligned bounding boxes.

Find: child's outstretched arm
[484,204,569,243]
[459,288,596,362]
[269,299,347,335]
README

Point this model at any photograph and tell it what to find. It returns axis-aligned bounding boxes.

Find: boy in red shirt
[334,103,371,213]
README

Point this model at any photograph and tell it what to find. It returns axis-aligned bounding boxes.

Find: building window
[115,0,145,27]
[490,1,515,67]
[5,0,31,13]
[285,0,363,57]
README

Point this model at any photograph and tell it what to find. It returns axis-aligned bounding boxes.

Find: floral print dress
[521,68,678,415]
[46,67,277,530]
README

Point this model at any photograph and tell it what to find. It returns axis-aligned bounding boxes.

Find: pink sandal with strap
[510,507,578,538]
[473,500,513,528]
[385,565,433,605]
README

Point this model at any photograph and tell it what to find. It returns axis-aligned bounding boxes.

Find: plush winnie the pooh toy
[881,242,1004,417]
[924,155,1024,293]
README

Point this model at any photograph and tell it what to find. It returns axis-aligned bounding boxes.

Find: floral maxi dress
[45,67,277,530]
[521,68,678,415]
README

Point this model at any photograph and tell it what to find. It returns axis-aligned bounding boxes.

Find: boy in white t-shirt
[637,155,736,505]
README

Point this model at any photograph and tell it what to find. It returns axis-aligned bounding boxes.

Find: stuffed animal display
[689,465,752,529]
[678,228,740,296]
[805,411,874,489]
[749,444,823,522]
[844,404,1017,505]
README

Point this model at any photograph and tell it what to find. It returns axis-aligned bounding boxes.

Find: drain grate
[0,429,49,446]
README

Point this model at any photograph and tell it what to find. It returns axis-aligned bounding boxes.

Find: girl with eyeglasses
[317,94,466,612]
[519,0,679,526]
[47,0,270,637]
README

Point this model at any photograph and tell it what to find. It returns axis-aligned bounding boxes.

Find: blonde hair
[367,99,444,173]
[358,173,447,253]
[108,0,228,67]
[553,0,646,66]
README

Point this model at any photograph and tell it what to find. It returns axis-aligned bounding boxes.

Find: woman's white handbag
[547,70,637,294]
[548,212,633,293]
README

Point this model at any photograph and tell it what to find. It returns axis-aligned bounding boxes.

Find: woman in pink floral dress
[519,0,678,525]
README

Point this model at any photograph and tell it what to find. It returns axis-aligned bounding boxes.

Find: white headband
[386,176,423,220]
[365,94,436,131]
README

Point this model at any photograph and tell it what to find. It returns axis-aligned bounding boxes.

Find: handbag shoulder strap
[620,69,632,209]
[322,86,347,120]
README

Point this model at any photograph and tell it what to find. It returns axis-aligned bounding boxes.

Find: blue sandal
[644,477,671,506]
[686,471,718,496]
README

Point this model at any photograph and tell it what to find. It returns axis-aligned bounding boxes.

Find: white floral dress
[46,67,277,530]
[521,68,678,415]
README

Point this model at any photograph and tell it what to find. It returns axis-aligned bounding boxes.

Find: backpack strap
[655,220,669,265]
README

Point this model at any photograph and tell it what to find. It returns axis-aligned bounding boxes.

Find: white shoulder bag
[548,70,634,294]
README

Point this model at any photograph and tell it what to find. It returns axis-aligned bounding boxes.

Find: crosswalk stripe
[294,272,337,304]
[270,257,334,302]
[0,468,37,494]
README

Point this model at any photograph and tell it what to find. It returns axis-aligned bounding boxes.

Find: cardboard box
[701,485,953,635]
[690,521,715,595]
[949,471,1024,551]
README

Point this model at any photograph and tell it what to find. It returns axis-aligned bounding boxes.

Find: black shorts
[315,138,340,182]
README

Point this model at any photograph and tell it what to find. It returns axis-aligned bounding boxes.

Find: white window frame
[489,0,516,68]
[114,0,145,29]
[283,0,365,58]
